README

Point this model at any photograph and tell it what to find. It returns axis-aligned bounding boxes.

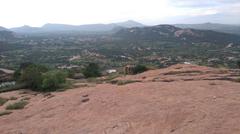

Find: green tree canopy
[83,63,101,78]
[133,65,148,74]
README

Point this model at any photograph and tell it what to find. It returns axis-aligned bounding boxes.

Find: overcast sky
[0,0,240,28]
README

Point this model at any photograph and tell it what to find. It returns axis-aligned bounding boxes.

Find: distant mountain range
[0,26,9,31]
[10,20,145,33]
[114,25,240,44]
[174,23,240,35]
[1,21,240,35]
[1,21,240,44]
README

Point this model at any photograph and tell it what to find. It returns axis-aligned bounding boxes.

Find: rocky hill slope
[114,25,240,44]
[175,23,240,35]
[0,64,240,134]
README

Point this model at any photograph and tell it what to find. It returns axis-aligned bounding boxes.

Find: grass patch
[0,111,12,116]
[87,78,103,84]
[164,70,203,75]
[55,80,74,92]
[0,97,8,106]
[236,78,240,83]
[110,80,141,86]
[6,100,28,110]
[104,74,121,82]
[21,97,31,101]
[9,96,18,100]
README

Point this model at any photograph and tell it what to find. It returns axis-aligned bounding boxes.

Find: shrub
[13,69,21,81]
[87,78,103,84]
[14,62,48,81]
[9,96,18,100]
[104,74,121,82]
[19,65,44,90]
[110,80,141,85]
[236,78,240,83]
[41,70,67,91]
[6,100,28,110]
[19,62,35,70]
[66,69,75,78]
[15,63,68,92]
[83,63,101,78]
[0,97,8,106]
[21,97,31,101]
[133,65,148,74]
[0,111,12,116]
[13,62,34,81]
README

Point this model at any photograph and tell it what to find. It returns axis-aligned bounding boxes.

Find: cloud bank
[0,0,239,27]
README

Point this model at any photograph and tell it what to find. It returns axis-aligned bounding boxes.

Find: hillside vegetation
[0,25,240,70]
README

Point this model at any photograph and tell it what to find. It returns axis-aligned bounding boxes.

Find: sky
[0,0,240,28]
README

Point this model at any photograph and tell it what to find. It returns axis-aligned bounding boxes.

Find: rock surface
[0,64,240,134]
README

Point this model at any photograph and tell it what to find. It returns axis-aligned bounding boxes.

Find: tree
[16,64,67,92]
[41,70,67,91]
[19,65,44,90]
[83,63,101,78]
[133,65,148,74]
[13,69,21,81]
[237,61,240,69]
[19,62,34,70]
[14,63,48,81]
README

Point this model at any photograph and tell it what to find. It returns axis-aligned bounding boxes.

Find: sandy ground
[0,64,240,134]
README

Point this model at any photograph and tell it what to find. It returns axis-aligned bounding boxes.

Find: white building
[106,69,117,74]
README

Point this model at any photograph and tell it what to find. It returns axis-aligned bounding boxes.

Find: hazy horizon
[1,0,240,28]
[6,20,240,29]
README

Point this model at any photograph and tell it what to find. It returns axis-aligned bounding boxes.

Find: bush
[236,78,240,83]
[116,80,141,85]
[41,70,67,91]
[15,63,67,92]
[109,80,141,85]
[13,69,21,81]
[9,96,17,100]
[19,65,44,90]
[14,62,48,81]
[6,100,28,110]
[133,65,148,74]
[0,97,8,106]
[83,63,101,78]
[0,111,12,116]
[66,69,75,78]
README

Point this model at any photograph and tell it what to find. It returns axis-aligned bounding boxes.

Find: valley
[1,23,240,70]
[1,0,240,133]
